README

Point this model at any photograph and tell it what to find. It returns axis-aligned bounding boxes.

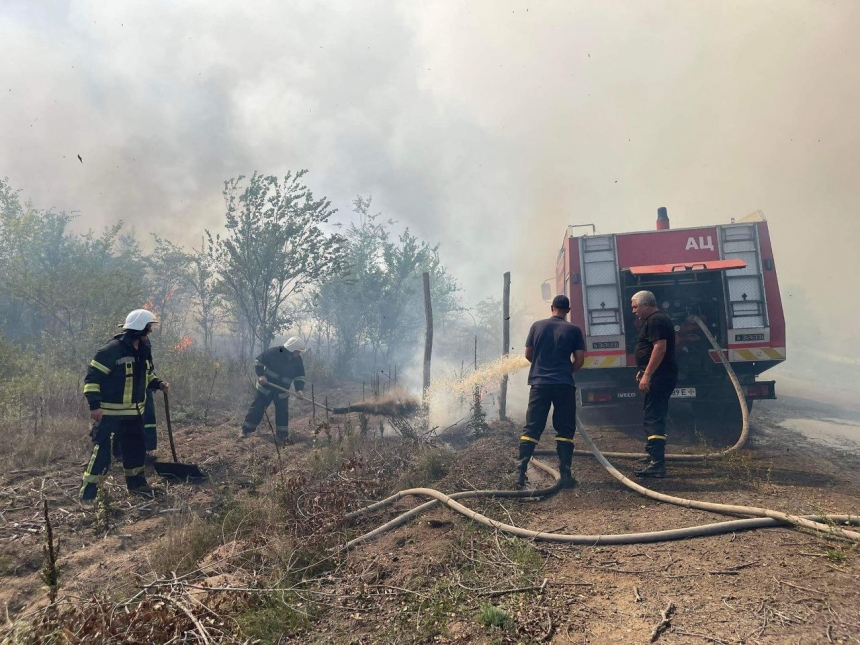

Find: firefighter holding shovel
[80,309,169,502]
[240,337,307,442]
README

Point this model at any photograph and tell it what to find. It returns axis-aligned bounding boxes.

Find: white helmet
[284,337,306,352]
[123,309,159,331]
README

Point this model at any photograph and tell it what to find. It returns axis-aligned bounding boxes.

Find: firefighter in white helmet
[80,309,170,501]
[240,337,306,442]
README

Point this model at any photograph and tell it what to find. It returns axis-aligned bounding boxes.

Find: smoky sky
[2,0,860,359]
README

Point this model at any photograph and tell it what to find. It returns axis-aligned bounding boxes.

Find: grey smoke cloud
[2,0,859,368]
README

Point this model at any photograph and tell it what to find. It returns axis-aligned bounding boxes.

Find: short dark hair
[551,295,571,310]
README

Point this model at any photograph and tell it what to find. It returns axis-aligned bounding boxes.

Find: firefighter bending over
[517,295,586,489]
[80,309,169,501]
[240,337,307,442]
[632,290,678,478]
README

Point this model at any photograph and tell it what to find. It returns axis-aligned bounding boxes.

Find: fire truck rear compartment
[621,268,727,362]
[577,267,775,415]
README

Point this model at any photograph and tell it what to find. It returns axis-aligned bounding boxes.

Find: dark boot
[634,442,666,478]
[126,475,156,499]
[634,461,666,478]
[636,444,655,464]
[80,482,98,502]
[556,442,576,488]
[515,441,536,489]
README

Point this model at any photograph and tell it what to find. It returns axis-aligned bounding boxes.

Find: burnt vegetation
[4,176,859,644]
[0,177,535,642]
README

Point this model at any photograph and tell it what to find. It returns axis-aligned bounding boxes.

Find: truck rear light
[744,382,775,399]
[585,391,614,404]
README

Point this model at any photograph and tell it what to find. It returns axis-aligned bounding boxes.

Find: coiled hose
[343,316,860,548]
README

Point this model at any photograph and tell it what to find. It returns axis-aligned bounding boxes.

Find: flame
[173,335,193,352]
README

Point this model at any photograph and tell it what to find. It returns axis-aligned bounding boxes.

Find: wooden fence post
[499,271,511,421]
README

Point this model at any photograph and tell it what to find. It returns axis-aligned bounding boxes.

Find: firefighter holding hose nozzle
[632,290,678,478]
[517,295,586,489]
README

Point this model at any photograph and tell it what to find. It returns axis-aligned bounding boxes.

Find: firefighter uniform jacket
[83,333,163,416]
[254,346,305,395]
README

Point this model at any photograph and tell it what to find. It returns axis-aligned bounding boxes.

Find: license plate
[671,387,696,399]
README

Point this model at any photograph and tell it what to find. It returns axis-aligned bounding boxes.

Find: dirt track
[1,387,859,644]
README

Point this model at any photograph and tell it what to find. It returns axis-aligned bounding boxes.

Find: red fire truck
[546,208,786,416]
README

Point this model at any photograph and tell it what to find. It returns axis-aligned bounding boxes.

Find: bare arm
[525,346,534,363]
[638,339,667,392]
[572,349,585,372]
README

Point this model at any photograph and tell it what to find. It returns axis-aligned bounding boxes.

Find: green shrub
[477,602,512,629]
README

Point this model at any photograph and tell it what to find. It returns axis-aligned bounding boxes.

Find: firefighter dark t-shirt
[525,316,586,386]
[635,311,678,378]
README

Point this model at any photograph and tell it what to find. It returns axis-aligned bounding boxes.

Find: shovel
[265,381,333,413]
[153,391,205,480]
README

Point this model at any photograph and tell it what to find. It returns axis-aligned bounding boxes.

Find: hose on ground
[537,315,748,462]
[574,417,860,541]
[342,315,860,547]
[344,439,860,548]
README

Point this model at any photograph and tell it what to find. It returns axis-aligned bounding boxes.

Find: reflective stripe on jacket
[254,345,306,393]
[83,333,163,415]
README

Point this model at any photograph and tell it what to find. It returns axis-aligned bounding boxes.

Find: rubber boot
[515,441,536,489]
[556,442,576,488]
[126,474,156,499]
[634,442,666,478]
[636,444,654,464]
[79,482,98,502]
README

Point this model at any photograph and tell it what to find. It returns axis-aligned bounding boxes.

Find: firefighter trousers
[643,375,677,463]
[80,416,147,494]
[520,384,576,446]
[113,395,157,458]
[242,389,290,435]
[143,394,157,451]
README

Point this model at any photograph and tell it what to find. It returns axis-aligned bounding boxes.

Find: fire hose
[536,315,748,462]
[343,315,860,547]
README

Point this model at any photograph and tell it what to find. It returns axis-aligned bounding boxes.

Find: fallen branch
[773,577,825,596]
[540,609,555,642]
[650,601,675,643]
[154,594,213,645]
[673,630,726,644]
[480,577,548,598]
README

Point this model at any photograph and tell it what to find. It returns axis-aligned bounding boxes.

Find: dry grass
[0,416,92,472]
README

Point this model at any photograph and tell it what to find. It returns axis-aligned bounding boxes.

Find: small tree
[187,237,226,354]
[467,385,488,437]
[146,234,191,340]
[208,171,346,355]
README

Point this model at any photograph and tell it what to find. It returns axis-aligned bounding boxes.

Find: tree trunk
[500,271,511,421]
[422,272,433,408]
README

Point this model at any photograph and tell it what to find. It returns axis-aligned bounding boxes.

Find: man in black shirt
[632,290,678,478]
[518,295,586,489]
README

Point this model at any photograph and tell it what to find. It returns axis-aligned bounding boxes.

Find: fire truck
[545,208,786,416]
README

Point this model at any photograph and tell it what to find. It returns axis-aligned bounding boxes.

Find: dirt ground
[1,386,859,644]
